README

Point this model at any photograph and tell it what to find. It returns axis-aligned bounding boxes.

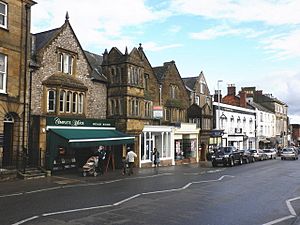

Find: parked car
[240,150,255,163]
[263,149,277,159]
[211,146,243,167]
[249,149,263,161]
[281,148,298,160]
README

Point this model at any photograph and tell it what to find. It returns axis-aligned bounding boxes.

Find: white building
[249,102,276,148]
[213,102,256,150]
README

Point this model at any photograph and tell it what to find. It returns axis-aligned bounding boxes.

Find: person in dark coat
[153,148,160,167]
[97,146,106,175]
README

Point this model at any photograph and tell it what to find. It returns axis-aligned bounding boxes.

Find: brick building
[291,124,300,146]
[0,0,36,168]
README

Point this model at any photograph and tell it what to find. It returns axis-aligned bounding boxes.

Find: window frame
[57,51,74,75]
[0,53,7,93]
[47,89,56,113]
[59,90,66,112]
[0,1,7,29]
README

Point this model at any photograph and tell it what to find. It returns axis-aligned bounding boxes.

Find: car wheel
[239,158,243,165]
[229,158,234,167]
[212,161,217,167]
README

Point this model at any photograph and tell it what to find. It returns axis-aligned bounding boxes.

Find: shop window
[0,2,7,29]
[57,52,74,75]
[0,53,7,93]
[47,90,56,112]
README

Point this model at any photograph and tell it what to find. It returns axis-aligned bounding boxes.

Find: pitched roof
[182,77,197,90]
[33,27,61,51]
[250,101,273,113]
[84,50,107,82]
[153,66,167,82]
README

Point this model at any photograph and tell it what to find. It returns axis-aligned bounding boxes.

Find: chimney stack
[227,84,236,96]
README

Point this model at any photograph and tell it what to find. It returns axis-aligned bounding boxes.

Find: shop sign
[153,106,163,119]
[47,117,114,127]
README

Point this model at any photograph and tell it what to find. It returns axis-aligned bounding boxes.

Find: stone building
[0,0,36,168]
[29,15,134,171]
[102,46,199,167]
[183,71,213,161]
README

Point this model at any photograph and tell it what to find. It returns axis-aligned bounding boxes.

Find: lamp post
[217,80,223,130]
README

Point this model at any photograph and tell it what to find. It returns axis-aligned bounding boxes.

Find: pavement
[0,162,213,197]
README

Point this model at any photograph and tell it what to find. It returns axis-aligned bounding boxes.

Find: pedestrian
[153,148,160,167]
[126,147,137,175]
[97,146,106,175]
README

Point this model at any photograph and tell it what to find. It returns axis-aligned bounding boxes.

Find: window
[170,85,177,99]
[66,91,71,113]
[58,52,74,75]
[78,93,84,114]
[144,74,149,90]
[144,101,152,117]
[0,53,7,93]
[200,80,205,94]
[47,90,56,112]
[59,90,65,112]
[0,2,7,29]
[72,93,78,113]
[195,96,200,105]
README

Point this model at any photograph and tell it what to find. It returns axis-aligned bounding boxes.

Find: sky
[31,0,300,124]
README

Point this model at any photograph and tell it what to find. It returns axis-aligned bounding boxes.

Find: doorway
[3,114,14,167]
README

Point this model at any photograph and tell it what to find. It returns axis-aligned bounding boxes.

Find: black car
[211,146,243,167]
[240,150,255,163]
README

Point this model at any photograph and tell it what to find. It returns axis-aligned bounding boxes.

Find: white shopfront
[139,123,199,167]
[140,125,175,167]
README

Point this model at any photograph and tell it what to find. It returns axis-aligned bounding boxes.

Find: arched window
[47,90,56,112]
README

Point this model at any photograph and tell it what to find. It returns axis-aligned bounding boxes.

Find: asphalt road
[2,158,300,225]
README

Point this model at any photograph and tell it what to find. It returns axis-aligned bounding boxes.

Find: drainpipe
[22,4,30,173]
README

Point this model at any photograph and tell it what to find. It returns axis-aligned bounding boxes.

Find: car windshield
[250,150,257,153]
[219,147,232,153]
[282,148,293,153]
[264,150,271,153]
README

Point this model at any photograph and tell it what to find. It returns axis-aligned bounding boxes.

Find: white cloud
[31,0,171,52]
[189,24,264,40]
[143,41,182,51]
[242,70,300,120]
[261,29,300,60]
[170,0,300,26]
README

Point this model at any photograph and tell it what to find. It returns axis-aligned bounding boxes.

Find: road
[1,158,300,225]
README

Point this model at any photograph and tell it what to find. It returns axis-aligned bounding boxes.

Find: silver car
[281,148,298,160]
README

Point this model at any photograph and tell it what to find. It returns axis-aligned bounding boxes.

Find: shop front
[44,117,134,171]
[140,125,174,167]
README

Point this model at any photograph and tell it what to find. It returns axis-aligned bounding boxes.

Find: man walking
[126,147,137,175]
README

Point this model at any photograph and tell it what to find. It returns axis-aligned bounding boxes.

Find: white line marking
[13,174,234,225]
[113,194,141,206]
[263,196,300,224]
[11,216,39,225]
[0,192,23,198]
[42,204,113,216]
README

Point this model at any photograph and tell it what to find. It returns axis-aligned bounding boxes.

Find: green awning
[49,128,135,148]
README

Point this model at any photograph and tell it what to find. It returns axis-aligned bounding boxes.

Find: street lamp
[217,80,223,130]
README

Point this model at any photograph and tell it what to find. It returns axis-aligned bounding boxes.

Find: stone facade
[0,0,35,168]
[30,18,107,166]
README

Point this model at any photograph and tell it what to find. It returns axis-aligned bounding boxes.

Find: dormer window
[0,2,7,29]
[57,52,74,75]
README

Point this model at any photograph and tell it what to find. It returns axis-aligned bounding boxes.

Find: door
[3,121,13,167]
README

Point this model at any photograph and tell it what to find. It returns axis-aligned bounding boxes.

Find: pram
[82,156,99,177]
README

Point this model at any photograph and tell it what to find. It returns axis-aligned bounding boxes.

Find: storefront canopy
[49,128,135,148]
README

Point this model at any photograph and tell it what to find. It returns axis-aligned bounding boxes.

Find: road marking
[263,196,300,225]
[11,216,39,225]
[0,173,173,199]
[12,174,234,224]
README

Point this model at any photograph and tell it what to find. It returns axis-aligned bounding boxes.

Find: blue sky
[31,0,300,123]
